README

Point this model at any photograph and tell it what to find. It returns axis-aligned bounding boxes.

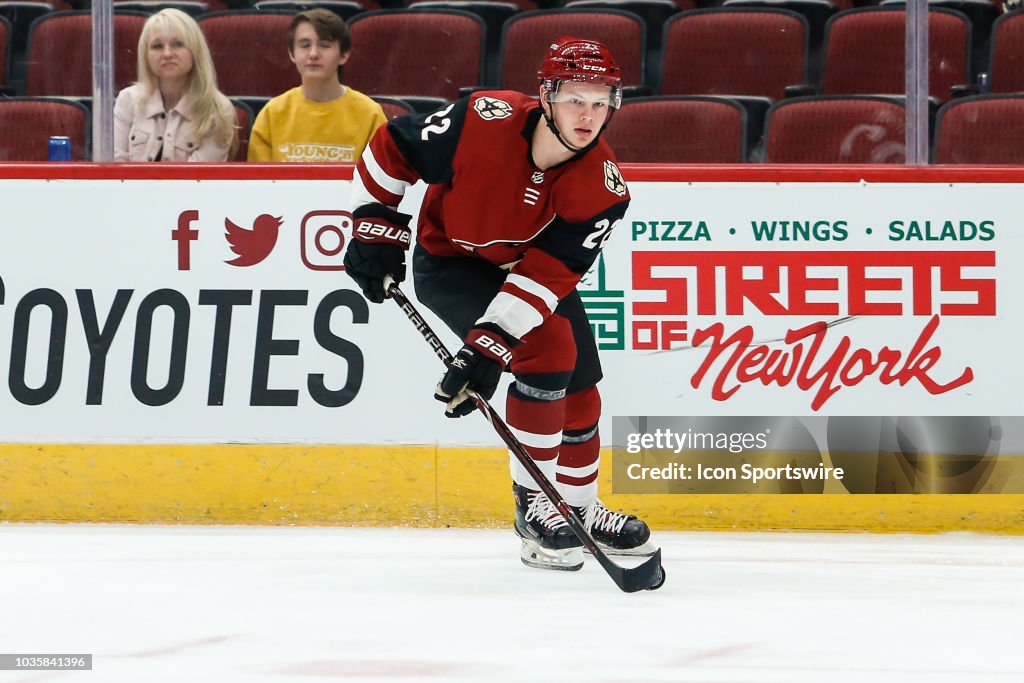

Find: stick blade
[595,548,664,593]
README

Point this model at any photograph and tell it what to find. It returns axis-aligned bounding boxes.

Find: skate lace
[524,492,568,530]
[584,500,629,534]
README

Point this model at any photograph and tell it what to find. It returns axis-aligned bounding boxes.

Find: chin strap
[540,101,607,157]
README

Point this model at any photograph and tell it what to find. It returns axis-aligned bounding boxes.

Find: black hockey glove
[343,204,413,304]
[434,324,518,418]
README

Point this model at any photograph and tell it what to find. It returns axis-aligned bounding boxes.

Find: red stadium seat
[0,15,9,87]
[253,1,370,22]
[0,96,90,160]
[499,9,646,92]
[934,94,1024,164]
[345,10,485,101]
[113,2,212,17]
[230,99,252,162]
[764,95,907,163]
[603,96,747,162]
[0,3,52,85]
[199,11,300,98]
[660,9,809,100]
[372,95,415,120]
[25,10,148,96]
[989,11,1024,94]
[721,0,838,83]
[822,7,970,102]
[408,1,521,86]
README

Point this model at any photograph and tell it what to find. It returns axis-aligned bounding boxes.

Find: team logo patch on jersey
[531,171,545,185]
[604,160,627,197]
[474,97,513,121]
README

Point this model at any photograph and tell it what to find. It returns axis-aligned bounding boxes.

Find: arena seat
[25,10,148,96]
[372,95,415,120]
[230,99,253,161]
[721,0,837,83]
[764,95,907,163]
[253,1,368,22]
[989,11,1024,93]
[0,3,51,85]
[660,9,809,100]
[934,94,1024,164]
[199,10,300,97]
[407,1,520,86]
[0,15,9,89]
[345,9,485,101]
[603,95,747,162]
[499,9,646,92]
[0,96,90,160]
[113,1,211,17]
[822,7,971,102]
[565,0,684,85]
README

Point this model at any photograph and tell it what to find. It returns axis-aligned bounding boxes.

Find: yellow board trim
[2,444,1023,532]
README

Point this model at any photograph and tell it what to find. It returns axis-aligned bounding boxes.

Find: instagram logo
[301,210,352,271]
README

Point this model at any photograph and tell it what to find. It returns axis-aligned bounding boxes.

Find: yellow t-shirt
[247,86,387,162]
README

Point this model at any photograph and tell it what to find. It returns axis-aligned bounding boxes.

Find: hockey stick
[385,279,664,593]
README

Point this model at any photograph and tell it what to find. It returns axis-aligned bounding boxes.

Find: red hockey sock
[505,382,565,489]
[557,386,601,506]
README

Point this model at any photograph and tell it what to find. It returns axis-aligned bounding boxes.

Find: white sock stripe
[509,426,563,449]
[478,291,544,339]
[556,460,600,477]
[556,481,598,507]
[505,274,558,313]
[511,454,557,489]
[361,146,410,196]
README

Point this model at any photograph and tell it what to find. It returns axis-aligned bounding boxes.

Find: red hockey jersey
[351,90,630,341]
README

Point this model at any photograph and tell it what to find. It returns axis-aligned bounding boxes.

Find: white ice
[1,525,1022,683]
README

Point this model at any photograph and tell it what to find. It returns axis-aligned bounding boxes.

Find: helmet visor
[544,78,623,109]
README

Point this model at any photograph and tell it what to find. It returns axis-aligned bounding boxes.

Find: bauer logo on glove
[354,221,412,246]
[342,203,413,304]
[433,323,518,418]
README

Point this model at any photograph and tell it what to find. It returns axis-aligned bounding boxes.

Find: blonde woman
[114,8,237,161]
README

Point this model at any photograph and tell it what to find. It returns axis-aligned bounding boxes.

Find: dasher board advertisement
[0,174,1019,444]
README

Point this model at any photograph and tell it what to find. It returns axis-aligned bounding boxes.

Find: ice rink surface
[1,525,1022,683]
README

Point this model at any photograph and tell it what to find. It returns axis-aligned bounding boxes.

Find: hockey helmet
[537,36,623,109]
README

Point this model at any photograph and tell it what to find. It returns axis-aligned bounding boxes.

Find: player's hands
[434,325,517,418]
[343,204,413,304]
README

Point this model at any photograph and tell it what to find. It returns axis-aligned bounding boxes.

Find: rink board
[1,165,1024,531]
[3,443,1024,533]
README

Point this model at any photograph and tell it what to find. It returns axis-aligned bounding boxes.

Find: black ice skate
[573,499,658,557]
[513,483,584,571]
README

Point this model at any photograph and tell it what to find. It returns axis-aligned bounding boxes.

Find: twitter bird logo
[224,214,283,266]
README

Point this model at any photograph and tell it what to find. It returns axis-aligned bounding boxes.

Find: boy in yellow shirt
[247,9,386,162]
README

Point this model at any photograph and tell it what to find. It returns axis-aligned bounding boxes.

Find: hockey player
[343,37,656,571]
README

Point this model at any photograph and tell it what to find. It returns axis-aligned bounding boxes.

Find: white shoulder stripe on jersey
[478,291,544,339]
[510,426,563,450]
[350,167,384,212]
[505,274,558,314]
[361,145,410,197]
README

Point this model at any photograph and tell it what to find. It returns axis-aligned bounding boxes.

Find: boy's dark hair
[288,8,352,54]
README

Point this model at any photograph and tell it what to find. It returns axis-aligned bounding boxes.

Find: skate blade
[519,539,584,572]
[587,540,660,557]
